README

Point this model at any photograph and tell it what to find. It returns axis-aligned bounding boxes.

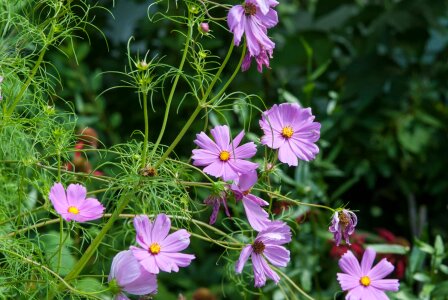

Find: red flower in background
[376,228,409,279]
[65,128,103,176]
[330,233,365,259]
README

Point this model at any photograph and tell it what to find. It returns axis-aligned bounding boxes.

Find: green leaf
[365,244,409,255]
[413,272,431,282]
[431,281,448,297]
[415,239,435,254]
[310,59,331,81]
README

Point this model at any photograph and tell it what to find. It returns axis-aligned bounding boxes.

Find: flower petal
[263,244,290,267]
[160,229,191,253]
[235,245,253,273]
[361,248,376,275]
[370,279,400,292]
[339,251,362,277]
[278,143,299,166]
[336,272,360,291]
[194,132,220,153]
[251,253,267,288]
[134,215,153,248]
[49,183,68,215]
[151,214,171,243]
[367,258,395,281]
[210,125,230,150]
[130,246,159,274]
[124,270,157,295]
[242,197,270,231]
[66,183,87,206]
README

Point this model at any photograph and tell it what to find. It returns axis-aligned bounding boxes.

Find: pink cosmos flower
[260,103,321,166]
[108,250,157,299]
[49,182,105,222]
[230,171,271,231]
[329,209,358,246]
[235,221,291,287]
[227,0,278,59]
[130,214,195,274]
[337,248,400,299]
[192,125,258,181]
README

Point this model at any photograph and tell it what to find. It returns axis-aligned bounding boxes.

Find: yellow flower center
[360,276,371,287]
[67,206,79,214]
[149,243,161,255]
[281,126,294,139]
[219,150,230,161]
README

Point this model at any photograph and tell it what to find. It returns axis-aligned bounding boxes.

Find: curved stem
[274,267,315,300]
[150,17,193,160]
[141,92,149,168]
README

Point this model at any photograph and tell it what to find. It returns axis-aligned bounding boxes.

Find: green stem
[6,26,55,117]
[154,104,202,168]
[141,92,149,168]
[150,19,193,160]
[60,191,133,287]
[274,267,315,300]
[56,217,63,273]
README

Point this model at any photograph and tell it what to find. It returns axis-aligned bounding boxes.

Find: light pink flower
[337,248,399,299]
[192,125,258,181]
[49,183,104,222]
[108,250,157,299]
[260,103,321,166]
[131,214,195,274]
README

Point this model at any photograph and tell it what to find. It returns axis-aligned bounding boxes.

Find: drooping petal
[367,258,395,281]
[66,184,87,207]
[160,229,191,253]
[235,245,253,273]
[339,251,362,277]
[133,215,153,248]
[251,253,267,287]
[236,170,258,192]
[151,213,171,243]
[257,221,292,245]
[227,5,245,46]
[263,244,290,267]
[242,197,270,231]
[258,255,280,284]
[49,183,68,215]
[360,248,376,275]
[256,7,278,28]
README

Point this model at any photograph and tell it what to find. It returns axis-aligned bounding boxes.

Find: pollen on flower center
[243,3,257,16]
[281,126,294,139]
[360,276,371,287]
[339,211,350,228]
[67,206,79,214]
[252,240,265,254]
[149,243,161,255]
[219,150,231,161]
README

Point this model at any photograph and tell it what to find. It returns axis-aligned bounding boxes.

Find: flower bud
[199,22,209,34]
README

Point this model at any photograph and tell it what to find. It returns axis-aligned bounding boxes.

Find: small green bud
[189,5,199,14]
[135,59,149,71]
[199,51,207,59]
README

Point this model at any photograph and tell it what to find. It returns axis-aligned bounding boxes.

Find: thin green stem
[60,191,133,287]
[154,104,202,168]
[6,26,55,117]
[274,267,315,300]
[150,18,193,160]
[56,217,63,273]
[141,92,149,168]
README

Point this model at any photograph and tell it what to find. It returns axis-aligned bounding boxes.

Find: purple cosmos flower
[108,250,157,299]
[329,209,358,246]
[130,214,195,274]
[227,0,278,59]
[242,50,272,73]
[235,221,291,287]
[259,103,321,166]
[204,182,230,225]
[337,248,400,299]
[49,183,105,222]
[230,171,270,231]
[192,125,258,181]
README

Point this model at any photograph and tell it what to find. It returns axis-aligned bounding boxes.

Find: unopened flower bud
[199,22,210,34]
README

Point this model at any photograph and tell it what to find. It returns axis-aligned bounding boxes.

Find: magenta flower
[337,248,399,299]
[235,221,291,287]
[49,182,105,222]
[108,250,157,299]
[254,0,278,15]
[242,50,272,73]
[192,125,258,181]
[130,214,195,274]
[329,209,358,246]
[227,0,278,58]
[230,171,270,231]
[260,103,321,166]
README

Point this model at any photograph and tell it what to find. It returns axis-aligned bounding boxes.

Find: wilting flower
[131,214,195,274]
[49,183,105,222]
[235,221,291,287]
[329,209,358,246]
[108,250,157,299]
[337,248,399,299]
[227,0,278,59]
[241,50,272,73]
[230,171,270,231]
[192,125,258,181]
[254,0,277,15]
[260,103,321,166]
[204,182,230,225]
